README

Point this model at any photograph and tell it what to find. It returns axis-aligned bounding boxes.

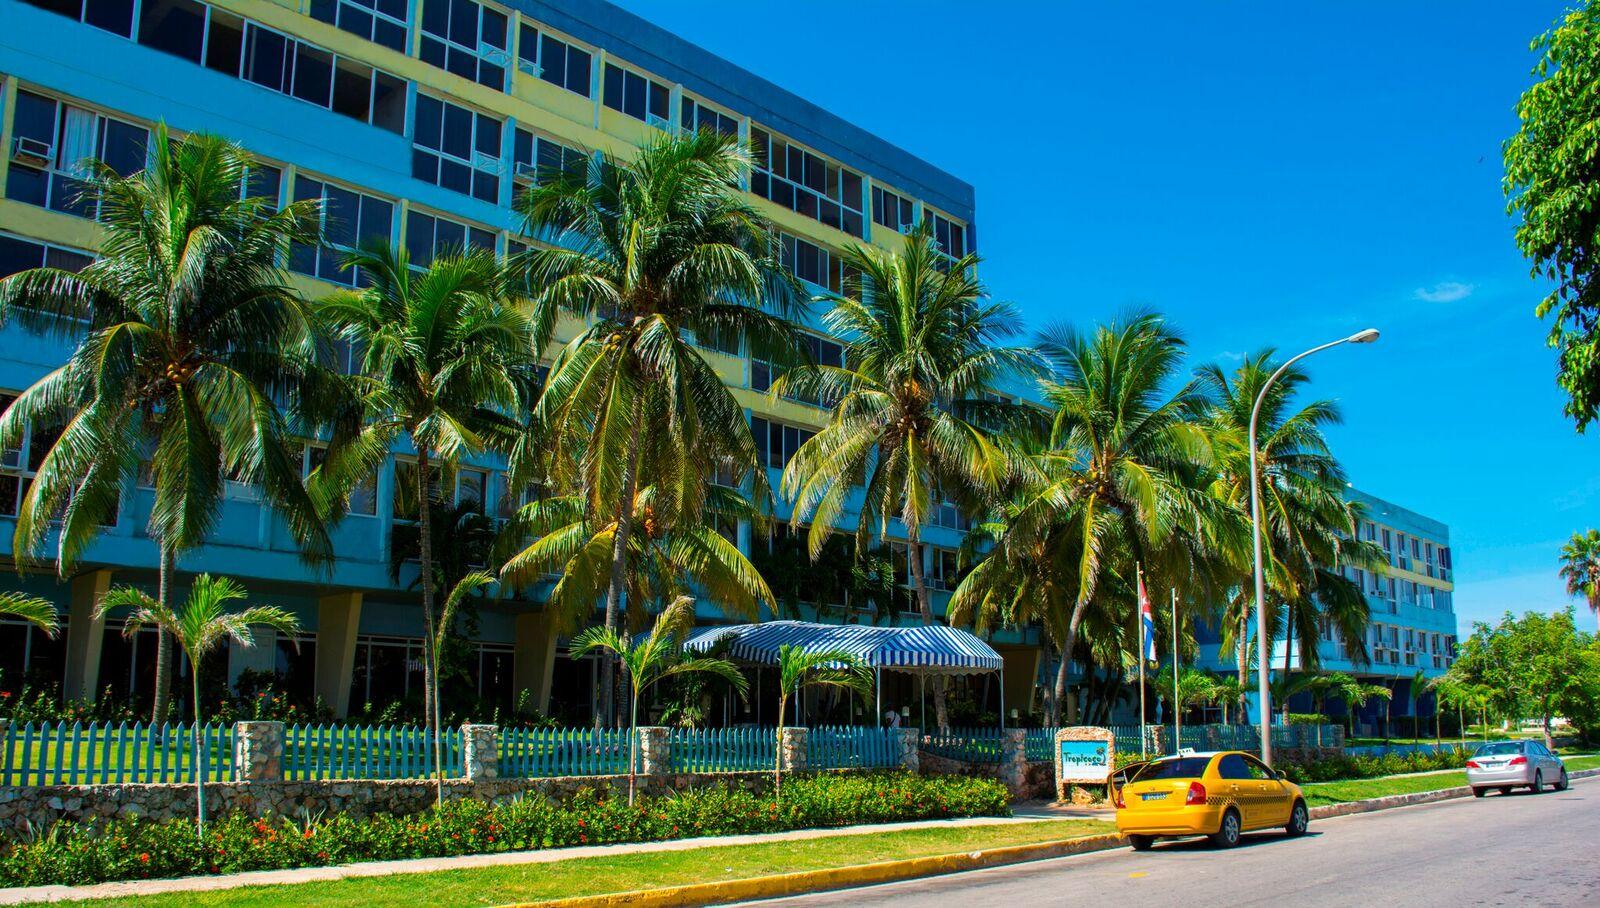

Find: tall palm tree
[514,129,806,724]
[569,596,748,804]
[0,128,328,721]
[0,593,60,637]
[777,225,1039,729]
[98,574,299,833]
[1559,528,1600,622]
[1325,672,1392,737]
[311,240,530,794]
[773,644,871,797]
[1209,673,1249,725]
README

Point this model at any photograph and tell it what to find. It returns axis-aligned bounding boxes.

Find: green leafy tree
[568,596,748,804]
[98,574,299,833]
[1559,528,1600,622]
[0,128,328,722]
[1209,673,1249,725]
[778,225,1038,730]
[1505,0,1600,429]
[0,593,59,637]
[1451,608,1593,747]
[773,644,871,798]
[514,130,805,725]
[1324,671,1392,737]
[312,240,530,796]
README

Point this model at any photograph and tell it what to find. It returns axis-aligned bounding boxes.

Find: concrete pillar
[462,724,499,781]
[63,570,111,702]
[512,613,558,714]
[897,728,920,773]
[235,721,284,782]
[999,728,1027,796]
[780,727,808,772]
[314,591,362,718]
[638,727,671,776]
[996,645,1042,719]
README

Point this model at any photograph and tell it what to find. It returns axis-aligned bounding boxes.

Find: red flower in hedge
[137,853,150,864]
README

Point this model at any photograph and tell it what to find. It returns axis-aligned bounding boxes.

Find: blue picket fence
[807,726,903,769]
[922,727,1005,764]
[0,721,234,785]
[282,723,462,781]
[668,727,776,773]
[498,726,631,777]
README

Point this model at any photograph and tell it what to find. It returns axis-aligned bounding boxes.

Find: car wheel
[1472,787,1487,798]
[1556,770,1570,792]
[1210,809,1242,848]
[1498,787,1512,796]
[1285,800,1309,837]
[1129,834,1154,851]
[1531,770,1544,794]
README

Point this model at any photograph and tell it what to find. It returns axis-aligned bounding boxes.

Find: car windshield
[1131,757,1212,781]
[1475,742,1525,757]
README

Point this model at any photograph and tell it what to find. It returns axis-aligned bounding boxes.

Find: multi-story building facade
[1193,488,1458,732]
[0,0,1043,722]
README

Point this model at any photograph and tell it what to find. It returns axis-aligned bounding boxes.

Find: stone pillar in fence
[1145,725,1169,756]
[234,721,284,782]
[897,728,920,773]
[999,728,1027,796]
[1204,725,1223,751]
[779,727,808,773]
[462,724,499,782]
[638,727,671,777]
[1331,724,1345,749]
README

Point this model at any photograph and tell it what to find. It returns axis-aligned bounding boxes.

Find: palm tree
[0,127,328,722]
[1209,674,1249,725]
[1559,529,1600,623]
[568,596,748,804]
[0,593,60,637]
[312,240,530,797]
[514,129,806,725]
[1325,672,1393,738]
[1409,669,1428,741]
[778,225,1039,729]
[773,644,871,797]
[98,574,299,833]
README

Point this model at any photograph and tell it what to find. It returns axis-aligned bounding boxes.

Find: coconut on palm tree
[568,596,748,804]
[98,574,299,833]
[513,129,807,725]
[773,644,871,797]
[777,225,1039,729]
[0,128,330,721]
[311,240,531,800]
[1559,528,1600,623]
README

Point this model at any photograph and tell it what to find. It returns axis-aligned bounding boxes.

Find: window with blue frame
[511,128,586,186]
[309,0,408,52]
[516,24,592,97]
[871,185,915,232]
[681,96,738,137]
[749,128,864,236]
[22,0,136,37]
[777,232,850,293]
[404,209,496,269]
[4,90,148,220]
[412,94,503,203]
[419,0,509,90]
[602,62,669,125]
[749,417,814,470]
[753,331,844,407]
[288,175,395,286]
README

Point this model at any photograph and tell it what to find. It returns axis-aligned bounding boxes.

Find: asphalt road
[750,777,1600,907]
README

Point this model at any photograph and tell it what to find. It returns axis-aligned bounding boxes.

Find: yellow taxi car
[1114,750,1309,850]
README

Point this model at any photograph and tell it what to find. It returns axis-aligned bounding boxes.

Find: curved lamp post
[1253,328,1379,765]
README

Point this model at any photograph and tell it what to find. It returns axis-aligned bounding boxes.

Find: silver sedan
[1467,740,1568,796]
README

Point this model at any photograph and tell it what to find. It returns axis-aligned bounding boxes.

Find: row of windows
[602,62,670,125]
[311,0,408,53]
[412,94,503,203]
[419,0,508,90]
[752,333,844,407]
[750,128,865,237]
[6,91,148,219]
[517,24,592,96]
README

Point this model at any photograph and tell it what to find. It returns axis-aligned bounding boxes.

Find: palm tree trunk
[627,682,639,806]
[1049,646,1071,726]
[416,448,444,807]
[1281,612,1293,722]
[152,544,175,723]
[191,662,205,836]
[904,532,948,731]
[600,397,645,727]
[774,694,786,800]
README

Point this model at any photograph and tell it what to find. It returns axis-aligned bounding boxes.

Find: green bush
[1286,713,1329,726]
[0,772,1009,887]
[1279,747,1472,784]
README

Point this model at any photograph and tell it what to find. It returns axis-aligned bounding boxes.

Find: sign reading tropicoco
[1054,726,1116,803]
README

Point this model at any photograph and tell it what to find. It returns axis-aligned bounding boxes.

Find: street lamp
[1252,328,1378,765]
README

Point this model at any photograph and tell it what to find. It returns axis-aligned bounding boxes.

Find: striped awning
[682,620,1003,676]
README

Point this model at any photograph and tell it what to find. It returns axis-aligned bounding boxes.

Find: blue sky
[612,0,1595,631]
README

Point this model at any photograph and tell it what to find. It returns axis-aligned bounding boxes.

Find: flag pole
[1172,587,1181,751]
[1138,564,1147,759]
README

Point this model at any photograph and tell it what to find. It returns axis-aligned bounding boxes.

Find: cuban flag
[1138,571,1156,664]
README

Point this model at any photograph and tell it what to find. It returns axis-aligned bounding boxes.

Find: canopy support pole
[875,668,882,727]
[1000,668,1006,731]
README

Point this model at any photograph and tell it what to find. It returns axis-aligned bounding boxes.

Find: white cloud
[1414,281,1474,303]
[1218,350,1246,362]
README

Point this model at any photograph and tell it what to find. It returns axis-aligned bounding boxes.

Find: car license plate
[1140,792,1168,801]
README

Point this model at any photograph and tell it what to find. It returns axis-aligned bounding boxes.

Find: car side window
[1242,755,1276,780]
[1217,754,1252,779]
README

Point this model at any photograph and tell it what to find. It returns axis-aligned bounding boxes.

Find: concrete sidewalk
[0,812,1106,905]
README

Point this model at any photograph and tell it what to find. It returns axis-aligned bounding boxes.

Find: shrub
[0,772,1010,887]
[1278,746,1473,784]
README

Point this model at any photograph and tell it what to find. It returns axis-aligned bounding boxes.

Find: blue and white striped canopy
[682,620,1003,676]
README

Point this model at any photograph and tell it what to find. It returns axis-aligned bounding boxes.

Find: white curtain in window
[57,107,98,176]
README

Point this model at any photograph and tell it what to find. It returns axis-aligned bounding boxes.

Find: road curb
[530,768,1600,908]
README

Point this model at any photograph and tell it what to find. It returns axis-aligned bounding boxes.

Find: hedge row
[0,772,1010,888]
[1279,747,1472,784]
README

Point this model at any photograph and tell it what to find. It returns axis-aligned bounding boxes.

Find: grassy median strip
[52,819,1112,908]
[1302,755,1600,807]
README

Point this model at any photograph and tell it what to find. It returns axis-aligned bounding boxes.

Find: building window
[749,128,864,236]
[776,233,853,294]
[288,176,394,286]
[871,186,915,232]
[419,0,509,90]
[931,501,971,532]
[5,91,148,219]
[310,0,408,52]
[23,0,135,36]
[602,62,669,126]
[752,332,843,407]
[929,547,961,591]
[516,25,592,97]
[413,94,502,203]
[302,443,376,515]
[404,210,496,269]
[749,416,814,470]
[925,210,968,262]
[511,129,586,186]
[455,466,488,511]
[680,96,738,137]
[0,392,112,524]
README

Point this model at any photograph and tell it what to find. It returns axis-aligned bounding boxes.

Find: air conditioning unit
[518,59,543,77]
[896,222,915,236]
[471,151,503,173]
[513,160,538,184]
[645,112,671,131]
[479,44,510,65]
[11,136,52,168]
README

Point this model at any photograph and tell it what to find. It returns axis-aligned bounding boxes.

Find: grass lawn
[51,819,1113,908]
[1302,755,1600,807]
